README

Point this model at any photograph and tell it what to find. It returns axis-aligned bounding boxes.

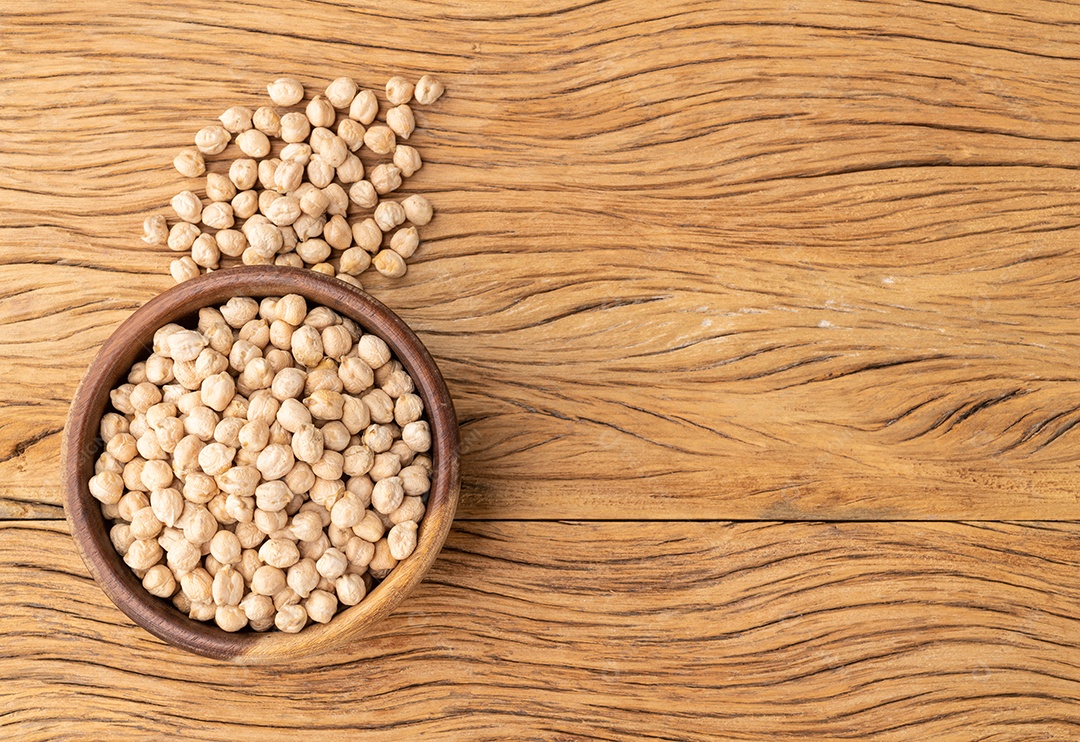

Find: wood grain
[4,0,1080,519]
[2,519,1079,740]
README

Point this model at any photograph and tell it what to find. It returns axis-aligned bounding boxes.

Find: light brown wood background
[3,0,1080,738]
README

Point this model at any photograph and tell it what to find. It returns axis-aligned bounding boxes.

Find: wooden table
[3,0,1080,737]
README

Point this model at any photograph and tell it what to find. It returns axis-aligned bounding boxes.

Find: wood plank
[1,519,1079,740]
[4,1,1080,518]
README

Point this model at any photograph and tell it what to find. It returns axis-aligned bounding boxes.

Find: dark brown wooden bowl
[62,266,460,664]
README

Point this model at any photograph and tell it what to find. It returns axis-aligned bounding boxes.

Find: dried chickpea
[401,194,434,226]
[363,125,395,155]
[253,106,281,136]
[393,145,422,177]
[349,89,379,124]
[174,147,206,178]
[369,163,402,195]
[195,125,230,155]
[373,201,406,232]
[268,77,304,106]
[385,76,414,105]
[386,104,415,139]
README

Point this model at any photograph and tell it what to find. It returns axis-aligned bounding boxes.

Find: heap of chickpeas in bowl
[88,291,433,634]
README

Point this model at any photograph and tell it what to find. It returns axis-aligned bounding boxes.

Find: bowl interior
[62,267,460,664]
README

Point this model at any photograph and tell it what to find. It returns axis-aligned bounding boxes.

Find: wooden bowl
[62,267,460,664]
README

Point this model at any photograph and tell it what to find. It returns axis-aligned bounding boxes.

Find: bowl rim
[62,266,460,664]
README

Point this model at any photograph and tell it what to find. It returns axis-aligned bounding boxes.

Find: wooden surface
[3,0,1080,737]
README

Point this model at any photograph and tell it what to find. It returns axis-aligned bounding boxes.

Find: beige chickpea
[215,228,247,258]
[240,318,270,349]
[276,253,304,269]
[182,472,217,505]
[201,202,234,230]
[291,423,325,465]
[253,106,281,137]
[402,420,432,453]
[336,153,364,183]
[235,128,271,158]
[232,549,260,583]
[200,372,235,413]
[257,159,279,192]
[197,442,235,477]
[100,411,130,440]
[312,450,344,481]
[250,565,286,597]
[348,218,381,254]
[224,493,255,523]
[280,111,311,143]
[142,214,168,246]
[389,226,419,259]
[140,459,174,491]
[315,547,348,580]
[237,420,269,454]
[394,393,425,426]
[343,443,375,477]
[275,603,307,633]
[215,605,248,632]
[207,529,241,566]
[372,476,405,514]
[183,406,218,441]
[238,358,274,394]
[320,421,351,453]
[402,194,434,226]
[274,159,304,193]
[254,507,288,535]
[308,476,344,510]
[106,432,138,464]
[349,89,379,124]
[327,492,364,530]
[337,118,365,151]
[174,147,206,178]
[373,201,406,232]
[306,96,335,128]
[305,154,334,188]
[369,163,402,195]
[142,564,176,598]
[276,397,312,433]
[304,589,338,624]
[412,454,433,475]
[281,141,312,164]
[268,77,304,106]
[305,389,345,421]
[195,125,230,155]
[230,190,258,221]
[212,565,245,606]
[413,75,444,105]
[169,260,199,285]
[167,223,200,254]
[373,250,407,278]
[124,539,163,571]
[259,538,300,569]
[181,568,214,602]
[121,459,147,493]
[387,520,418,561]
[363,125,395,155]
[164,540,200,574]
[222,297,259,328]
[189,234,219,270]
[290,511,324,543]
[299,187,330,218]
[213,416,244,448]
[255,480,294,513]
[315,134,348,168]
[334,247,370,278]
[368,538,398,578]
[295,238,330,265]
[322,214,351,251]
[219,106,253,134]
[268,421,291,446]
[136,429,168,461]
[216,465,261,497]
[129,506,163,540]
[189,601,216,621]
[290,325,323,368]
[298,531,331,562]
[171,190,203,223]
[132,383,162,414]
[391,495,426,525]
[354,335,390,369]
[256,442,295,481]
[335,573,367,606]
[368,451,401,482]
[149,487,184,528]
[325,77,358,108]
[339,358,375,397]
[182,505,218,545]
[324,183,350,217]
[235,522,265,550]
[386,104,415,139]
[361,389,395,424]
[363,423,395,453]
[385,76,414,105]
[265,195,301,227]
[240,592,275,623]
[228,341,261,375]
[271,368,306,401]
[393,145,422,177]
[306,366,344,395]
[96,452,124,477]
[399,466,431,497]
[89,471,124,505]
[381,366,415,398]
[287,558,321,598]
[345,182,377,213]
